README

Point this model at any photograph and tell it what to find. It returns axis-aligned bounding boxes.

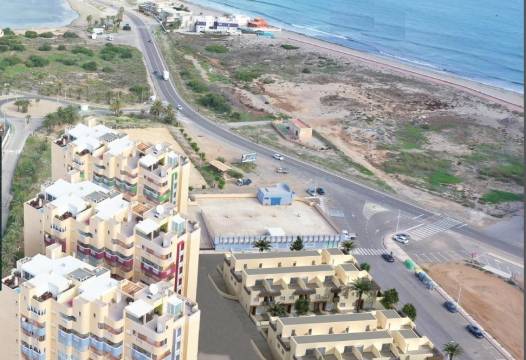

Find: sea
[0,0,78,30]
[192,0,524,93]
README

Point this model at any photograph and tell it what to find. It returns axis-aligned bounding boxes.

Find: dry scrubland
[159,32,523,217]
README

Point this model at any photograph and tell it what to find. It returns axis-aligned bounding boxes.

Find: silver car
[392,233,410,244]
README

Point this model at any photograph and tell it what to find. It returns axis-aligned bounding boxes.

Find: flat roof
[126,299,154,318]
[324,248,344,255]
[280,313,376,326]
[293,330,391,344]
[379,309,401,319]
[339,263,359,272]
[139,154,157,168]
[107,136,134,156]
[398,329,419,339]
[245,264,333,276]
[233,250,320,260]
[136,218,159,234]
[291,118,310,129]
[79,271,119,301]
[95,194,129,220]
[209,159,231,172]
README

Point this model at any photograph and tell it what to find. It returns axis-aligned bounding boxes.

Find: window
[259,263,262,268]
[278,262,282,267]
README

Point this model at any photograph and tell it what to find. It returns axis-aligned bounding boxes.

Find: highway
[123,11,514,360]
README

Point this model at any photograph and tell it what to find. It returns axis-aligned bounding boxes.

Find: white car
[273,153,284,161]
[176,104,183,110]
[392,233,410,244]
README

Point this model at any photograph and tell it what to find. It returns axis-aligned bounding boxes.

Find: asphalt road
[120,11,516,359]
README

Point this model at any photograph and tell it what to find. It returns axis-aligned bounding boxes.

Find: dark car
[444,301,458,313]
[466,325,484,339]
[316,187,326,195]
[381,253,395,262]
[236,178,252,186]
[123,23,131,31]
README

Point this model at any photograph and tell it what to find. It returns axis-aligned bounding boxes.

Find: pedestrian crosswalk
[351,248,388,256]
[405,216,464,241]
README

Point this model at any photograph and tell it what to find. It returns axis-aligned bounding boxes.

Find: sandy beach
[181,0,523,111]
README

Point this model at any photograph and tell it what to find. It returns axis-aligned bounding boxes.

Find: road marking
[402,223,425,232]
[487,252,524,268]
[412,214,425,220]
[405,216,463,241]
[351,248,387,256]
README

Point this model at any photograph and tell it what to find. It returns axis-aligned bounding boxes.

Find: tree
[443,342,463,360]
[294,298,309,315]
[14,99,30,113]
[25,114,31,125]
[267,303,287,317]
[110,98,122,116]
[350,277,373,312]
[380,288,399,309]
[86,15,93,26]
[341,240,355,254]
[359,262,370,272]
[253,239,271,252]
[402,303,417,321]
[150,100,163,117]
[289,236,304,251]
[162,104,176,124]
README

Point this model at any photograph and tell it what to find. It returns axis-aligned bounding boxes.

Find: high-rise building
[24,179,200,301]
[0,246,200,360]
[51,119,190,215]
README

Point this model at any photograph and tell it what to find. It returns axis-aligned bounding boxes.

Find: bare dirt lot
[426,262,524,360]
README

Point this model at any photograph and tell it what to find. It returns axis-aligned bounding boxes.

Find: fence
[213,234,343,251]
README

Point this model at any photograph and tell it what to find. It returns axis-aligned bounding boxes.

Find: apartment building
[222,249,380,319]
[0,246,200,360]
[24,179,200,301]
[52,120,190,215]
[267,311,434,360]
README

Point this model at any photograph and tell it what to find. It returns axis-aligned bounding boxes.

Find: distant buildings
[0,247,200,360]
[257,183,295,206]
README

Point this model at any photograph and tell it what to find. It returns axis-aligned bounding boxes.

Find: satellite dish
[149,283,159,295]
[156,205,164,215]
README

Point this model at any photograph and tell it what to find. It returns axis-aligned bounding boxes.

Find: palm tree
[349,277,373,312]
[341,240,355,254]
[253,239,271,252]
[289,236,304,251]
[360,262,370,272]
[110,98,123,116]
[443,342,463,360]
[267,303,287,317]
[86,15,93,27]
[150,100,163,117]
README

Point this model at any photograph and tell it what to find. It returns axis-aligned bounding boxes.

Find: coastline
[181,0,524,111]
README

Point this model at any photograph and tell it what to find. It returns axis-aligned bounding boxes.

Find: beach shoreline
[181,0,524,110]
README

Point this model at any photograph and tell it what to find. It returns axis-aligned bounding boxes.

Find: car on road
[176,104,183,110]
[273,153,284,160]
[123,23,131,31]
[443,301,458,313]
[236,178,252,186]
[306,188,317,196]
[148,39,152,43]
[466,324,484,338]
[341,230,356,240]
[316,187,326,195]
[381,253,395,262]
[276,167,289,174]
[392,233,410,244]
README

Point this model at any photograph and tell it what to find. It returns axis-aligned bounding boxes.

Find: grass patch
[480,162,524,185]
[235,67,263,82]
[480,190,523,204]
[396,124,427,149]
[198,93,231,113]
[281,44,299,50]
[205,44,229,53]
[2,135,51,274]
[197,164,223,186]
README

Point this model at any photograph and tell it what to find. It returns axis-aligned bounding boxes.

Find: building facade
[1,246,200,360]
[288,118,312,143]
[267,311,434,360]
[52,120,190,215]
[24,179,200,301]
[256,183,295,206]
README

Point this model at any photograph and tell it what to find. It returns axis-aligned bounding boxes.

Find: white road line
[487,252,524,268]
[412,214,425,220]
[401,223,425,232]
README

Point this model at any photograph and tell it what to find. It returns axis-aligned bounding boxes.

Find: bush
[198,93,231,113]
[63,31,79,38]
[1,56,22,67]
[25,55,49,67]
[480,190,523,204]
[281,44,299,50]
[38,43,52,51]
[226,169,243,179]
[60,58,77,66]
[402,303,417,321]
[10,44,25,51]
[72,46,94,56]
[380,288,399,309]
[205,44,229,53]
[81,61,97,71]
[39,31,54,38]
[24,30,38,38]
[186,79,208,93]
[2,28,15,36]
[99,43,133,60]
[294,298,310,315]
[0,45,9,52]
[129,85,149,99]
[302,67,311,73]
[57,44,67,50]
[102,66,115,73]
[235,68,262,82]
[43,105,80,128]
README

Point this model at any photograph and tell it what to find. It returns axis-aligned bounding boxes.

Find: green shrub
[0,45,9,52]
[43,105,80,128]
[72,46,94,56]
[24,30,38,38]
[60,58,77,66]
[480,190,523,204]
[38,43,52,51]
[186,79,208,93]
[1,56,22,67]
[227,169,243,179]
[38,31,54,38]
[205,44,229,53]
[302,67,311,74]
[25,55,49,67]
[129,85,149,99]
[2,28,15,36]
[102,66,115,73]
[82,61,97,71]
[235,68,262,82]
[281,44,299,50]
[57,44,67,50]
[198,93,231,114]
[10,44,25,51]
[63,31,79,38]
[99,43,133,60]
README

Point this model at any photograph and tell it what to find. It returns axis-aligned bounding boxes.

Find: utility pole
[395,209,401,233]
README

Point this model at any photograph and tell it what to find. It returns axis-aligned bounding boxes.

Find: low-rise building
[24,179,200,300]
[194,15,240,33]
[222,249,380,319]
[52,120,190,214]
[288,118,312,143]
[0,247,200,360]
[267,311,435,360]
[257,183,295,206]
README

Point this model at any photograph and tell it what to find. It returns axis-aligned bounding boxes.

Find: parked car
[466,325,484,338]
[273,153,284,160]
[381,253,395,263]
[123,23,131,31]
[316,187,326,195]
[392,233,410,244]
[236,178,252,186]
[276,167,289,174]
[306,188,317,196]
[444,301,458,313]
[176,104,183,110]
[341,230,356,240]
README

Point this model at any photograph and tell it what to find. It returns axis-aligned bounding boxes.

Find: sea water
[193,0,524,93]
[0,0,78,30]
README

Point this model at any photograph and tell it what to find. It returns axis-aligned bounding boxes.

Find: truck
[163,70,170,81]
